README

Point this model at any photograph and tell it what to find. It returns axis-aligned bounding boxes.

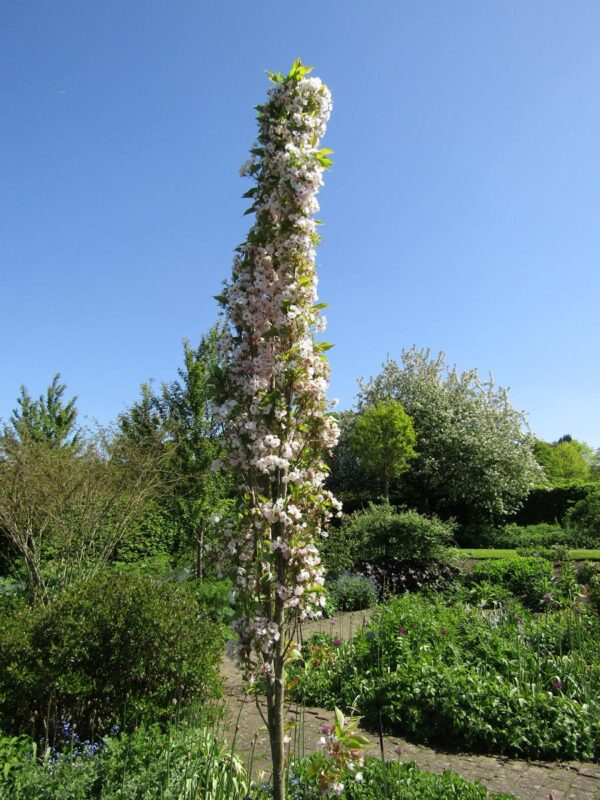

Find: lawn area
[458,548,600,560]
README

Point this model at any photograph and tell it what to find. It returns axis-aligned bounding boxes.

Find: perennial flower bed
[289,593,600,762]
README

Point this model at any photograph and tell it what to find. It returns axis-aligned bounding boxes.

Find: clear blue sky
[2,1,599,446]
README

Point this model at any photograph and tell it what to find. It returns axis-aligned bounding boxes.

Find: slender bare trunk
[268,600,286,799]
[265,540,286,800]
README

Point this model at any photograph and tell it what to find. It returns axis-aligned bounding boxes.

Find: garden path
[220,610,600,800]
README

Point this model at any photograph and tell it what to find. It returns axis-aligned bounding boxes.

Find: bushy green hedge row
[290,593,600,761]
[0,573,223,742]
[513,483,597,526]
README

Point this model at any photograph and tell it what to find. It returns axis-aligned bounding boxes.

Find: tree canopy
[351,399,417,501]
[358,347,543,522]
[534,436,599,485]
[7,374,80,449]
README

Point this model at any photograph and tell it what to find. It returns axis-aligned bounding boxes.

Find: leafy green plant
[0,734,32,788]
[350,399,417,501]
[493,523,569,549]
[0,572,223,741]
[5,723,248,800]
[285,757,516,799]
[589,574,600,613]
[327,574,378,612]
[466,556,555,608]
[194,578,235,627]
[289,593,600,761]
[300,707,369,796]
[577,561,600,585]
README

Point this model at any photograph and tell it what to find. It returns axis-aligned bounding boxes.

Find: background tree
[351,399,416,501]
[325,410,364,500]
[8,373,81,449]
[117,326,230,574]
[214,61,339,800]
[0,427,164,603]
[534,436,598,484]
[358,348,543,523]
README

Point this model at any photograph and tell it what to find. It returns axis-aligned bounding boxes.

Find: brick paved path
[221,611,600,800]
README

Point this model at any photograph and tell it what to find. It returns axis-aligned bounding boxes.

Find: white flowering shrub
[213,60,340,798]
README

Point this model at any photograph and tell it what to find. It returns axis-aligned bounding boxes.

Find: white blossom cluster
[215,63,340,681]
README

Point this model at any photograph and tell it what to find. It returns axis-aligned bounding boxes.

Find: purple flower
[321,726,331,735]
[394,745,403,755]
[439,628,447,636]
[542,593,553,602]
[399,626,408,635]
[332,638,342,647]
[552,678,563,690]
[329,619,336,626]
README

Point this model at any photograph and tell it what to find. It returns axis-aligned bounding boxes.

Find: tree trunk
[267,655,286,800]
[268,548,286,800]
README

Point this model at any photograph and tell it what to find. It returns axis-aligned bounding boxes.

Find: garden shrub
[566,490,600,547]
[326,574,378,612]
[577,561,600,585]
[289,593,600,761]
[494,523,568,549]
[1,723,518,800]
[0,577,26,614]
[589,574,600,613]
[0,572,223,742]
[113,507,183,562]
[323,503,454,575]
[0,733,31,792]
[193,578,235,627]
[466,556,555,608]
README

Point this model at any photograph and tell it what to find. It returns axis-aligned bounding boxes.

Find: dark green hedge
[511,483,597,526]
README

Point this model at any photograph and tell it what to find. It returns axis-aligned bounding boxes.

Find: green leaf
[347,733,370,747]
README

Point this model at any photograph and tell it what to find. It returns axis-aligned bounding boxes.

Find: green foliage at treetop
[534,435,600,485]
[6,373,80,449]
[350,399,416,500]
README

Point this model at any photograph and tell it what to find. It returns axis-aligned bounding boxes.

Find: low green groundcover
[290,593,600,762]
[0,725,517,799]
[284,757,516,799]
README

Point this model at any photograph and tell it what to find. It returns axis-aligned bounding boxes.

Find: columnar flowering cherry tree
[213,60,340,799]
